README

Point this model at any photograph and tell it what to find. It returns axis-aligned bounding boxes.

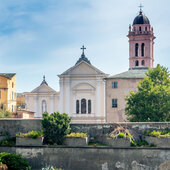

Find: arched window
[135,43,138,56]
[135,60,139,66]
[145,27,147,31]
[76,100,79,114]
[88,100,91,114]
[42,100,47,113]
[141,43,145,56]
[139,26,141,31]
[81,99,86,114]
[141,60,145,66]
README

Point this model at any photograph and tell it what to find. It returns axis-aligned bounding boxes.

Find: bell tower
[128,6,156,69]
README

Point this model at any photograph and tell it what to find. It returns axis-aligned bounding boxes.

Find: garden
[0,112,169,169]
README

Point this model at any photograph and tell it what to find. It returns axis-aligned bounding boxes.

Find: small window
[12,92,14,100]
[142,60,145,66]
[0,90,1,99]
[12,105,14,112]
[145,27,147,31]
[112,99,118,108]
[12,82,14,88]
[76,100,79,114]
[0,104,3,110]
[88,100,91,114]
[135,43,138,57]
[139,26,141,31]
[135,60,139,66]
[112,81,118,88]
[42,100,47,113]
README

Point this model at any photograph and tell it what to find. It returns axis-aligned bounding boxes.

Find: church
[24,8,155,123]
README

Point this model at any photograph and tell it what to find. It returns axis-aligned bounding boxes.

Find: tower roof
[133,11,150,25]
[75,45,91,65]
[40,75,48,86]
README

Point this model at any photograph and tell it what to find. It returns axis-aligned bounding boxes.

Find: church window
[139,26,141,31]
[88,100,91,114]
[142,60,145,66]
[112,81,118,88]
[141,43,145,56]
[135,60,139,66]
[76,100,79,114]
[112,99,117,108]
[81,99,86,114]
[42,100,47,113]
[145,27,147,31]
[135,43,138,56]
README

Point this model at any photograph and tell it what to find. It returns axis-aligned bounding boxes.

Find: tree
[42,112,71,145]
[125,65,170,122]
[0,109,12,118]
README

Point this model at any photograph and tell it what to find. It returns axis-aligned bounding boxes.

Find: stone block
[145,136,170,148]
[102,136,131,147]
[16,137,43,146]
[64,137,89,146]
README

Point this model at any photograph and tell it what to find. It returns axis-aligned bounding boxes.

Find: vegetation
[42,165,63,170]
[0,152,31,170]
[0,162,8,169]
[0,109,12,118]
[0,137,16,146]
[145,130,170,138]
[107,126,133,140]
[16,130,43,139]
[131,139,154,147]
[125,65,170,122]
[0,131,9,136]
[42,112,71,145]
[66,132,88,138]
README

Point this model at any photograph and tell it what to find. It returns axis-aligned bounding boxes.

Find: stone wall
[0,119,169,139]
[0,146,169,170]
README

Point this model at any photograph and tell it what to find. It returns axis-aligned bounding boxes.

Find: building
[24,76,59,118]
[25,48,107,123]
[105,9,155,122]
[58,47,107,123]
[16,93,26,110]
[0,73,17,113]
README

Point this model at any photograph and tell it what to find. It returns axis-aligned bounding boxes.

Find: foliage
[0,162,8,169]
[107,126,133,140]
[42,112,71,145]
[0,152,31,170]
[125,65,170,122]
[131,139,154,147]
[0,137,16,146]
[145,130,170,138]
[66,132,88,138]
[0,110,12,118]
[42,165,62,170]
[0,131,9,136]
[16,130,43,139]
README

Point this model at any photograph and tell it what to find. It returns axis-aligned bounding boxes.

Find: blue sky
[0,0,169,92]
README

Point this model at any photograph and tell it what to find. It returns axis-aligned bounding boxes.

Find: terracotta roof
[106,67,148,79]
[0,73,16,79]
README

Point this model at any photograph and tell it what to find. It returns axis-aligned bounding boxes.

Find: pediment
[60,60,105,76]
[72,83,95,91]
[31,84,56,93]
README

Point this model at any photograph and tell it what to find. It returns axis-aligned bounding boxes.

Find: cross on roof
[80,45,86,56]
[138,3,144,12]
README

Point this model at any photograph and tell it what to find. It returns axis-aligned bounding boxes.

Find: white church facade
[24,47,107,123]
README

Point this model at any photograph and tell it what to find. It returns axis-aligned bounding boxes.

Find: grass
[145,130,170,138]
[66,132,88,138]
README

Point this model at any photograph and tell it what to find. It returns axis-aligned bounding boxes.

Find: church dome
[133,11,150,25]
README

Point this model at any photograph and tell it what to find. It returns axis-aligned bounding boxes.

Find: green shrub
[117,133,125,138]
[66,132,88,138]
[0,131,9,136]
[0,110,12,118]
[0,152,31,170]
[131,139,154,147]
[145,130,170,138]
[42,112,71,145]
[0,137,16,146]
[16,130,43,139]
